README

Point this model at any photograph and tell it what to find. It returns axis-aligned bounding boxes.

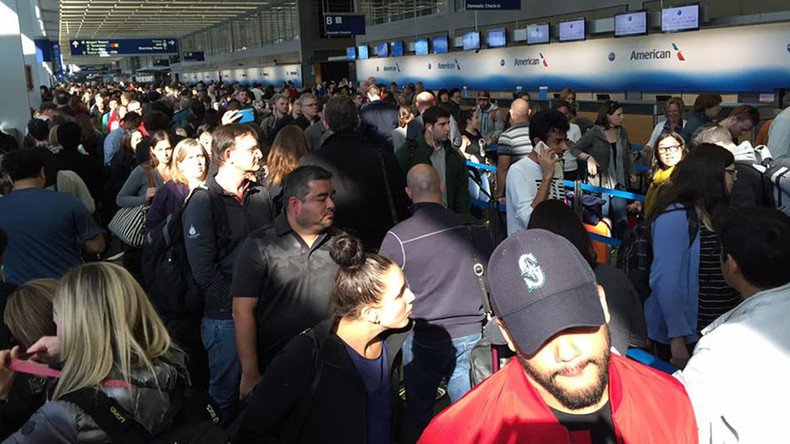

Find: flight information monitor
[527,23,550,45]
[615,11,648,37]
[346,47,356,60]
[662,4,700,33]
[415,38,429,55]
[463,31,481,51]
[375,43,389,57]
[391,41,404,57]
[559,19,585,42]
[433,35,449,54]
[487,28,507,48]
[357,45,369,60]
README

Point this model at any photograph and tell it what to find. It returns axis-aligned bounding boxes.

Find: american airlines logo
[514,53,548,67]
[437,59,461,70]
[629,44,686,61]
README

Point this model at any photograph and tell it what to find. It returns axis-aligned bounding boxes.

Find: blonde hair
[266,126,309,187]
[52,263,173,399]
[4,278,57,349]
[170,138,208,187]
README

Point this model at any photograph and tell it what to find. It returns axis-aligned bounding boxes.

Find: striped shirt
[497,122,532,164]
[697,226,741,331]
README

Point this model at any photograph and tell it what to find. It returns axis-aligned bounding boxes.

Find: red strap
[9,359,130,388]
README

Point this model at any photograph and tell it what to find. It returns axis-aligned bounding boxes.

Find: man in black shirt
[183,124,276,410]
[232,165,341,399]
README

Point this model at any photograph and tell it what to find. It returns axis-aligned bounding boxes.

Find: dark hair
[143,111,170,132]
[595,100,623,128]
[56,121,82,150]
[121,128,140,152]
[120,112,143,130]
[719,208,790,289]
[323,96,358,133]
[422,106,450,126]
[527,200,596,267]
[437,89,450,101]
[458,109,476,130]
[27,119,49,141]
[211,124,257,168]
[281,165,333,211]
[553,101,572,112]
[653,131,688,170]
[650,143,735,228]
[449,88,461,97]
[2,149,45,181]
[196,122,216,136]
[146,130,173,168]
[529,109,570,145]
[728,105,760,127]
[693,93,722,113]
[330,234,397,319]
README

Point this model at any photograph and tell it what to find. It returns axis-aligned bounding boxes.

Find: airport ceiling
[40,0,272,40]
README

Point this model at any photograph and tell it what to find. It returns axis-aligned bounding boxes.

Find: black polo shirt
[232,213,341,371]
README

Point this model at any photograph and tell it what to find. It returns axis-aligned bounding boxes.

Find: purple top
[144,181,189,233]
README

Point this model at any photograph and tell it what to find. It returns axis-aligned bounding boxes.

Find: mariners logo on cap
[519,253,545,292]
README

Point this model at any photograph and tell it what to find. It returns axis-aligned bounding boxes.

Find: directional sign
[324,14,365,37]
[69,38,179,56]
[182,51,205,62]
[465,0,520,10]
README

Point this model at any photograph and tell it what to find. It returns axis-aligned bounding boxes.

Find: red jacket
[419,354,697,444]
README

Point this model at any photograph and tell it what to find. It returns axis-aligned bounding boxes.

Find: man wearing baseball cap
[419,229,698,443]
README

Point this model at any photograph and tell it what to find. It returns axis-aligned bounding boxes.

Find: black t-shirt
[231,214,341,371]
[550,401,617,444]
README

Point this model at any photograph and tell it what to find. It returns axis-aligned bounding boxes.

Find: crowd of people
[0,76,788,443]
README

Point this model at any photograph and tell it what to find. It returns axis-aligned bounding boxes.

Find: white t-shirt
[505,156,564,235]
[562,122,583,172]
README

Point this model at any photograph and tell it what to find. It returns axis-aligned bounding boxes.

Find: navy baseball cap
[487,229,605,356]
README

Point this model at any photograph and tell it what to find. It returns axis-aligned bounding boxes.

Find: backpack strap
[292,330,324,440]
[61,388,152,443]
[683,205,700,248]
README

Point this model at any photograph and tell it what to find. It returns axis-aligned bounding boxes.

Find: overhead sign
[324,14,365,37]
[69,38,179,56]
[356,22,790,93]
[182,51,205,62]
[465,0,520,10]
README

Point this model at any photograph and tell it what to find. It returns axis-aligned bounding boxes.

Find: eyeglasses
[657,145,682,153]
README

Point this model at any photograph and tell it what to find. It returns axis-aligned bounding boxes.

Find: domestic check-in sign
[69,38,179,56]
[324,14,365,37]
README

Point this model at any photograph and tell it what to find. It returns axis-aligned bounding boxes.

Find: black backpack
[62,385,228,444]
[616,206,699,302]
[141,187,229,326]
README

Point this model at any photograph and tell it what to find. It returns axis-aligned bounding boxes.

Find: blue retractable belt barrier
[588,232,621,248]
[626,348,679,375]
[465,160,498,172]
[561,180,646,202]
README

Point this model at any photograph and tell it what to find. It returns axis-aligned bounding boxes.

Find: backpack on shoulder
[616,206,699,303]
[764,156,790,216]
[62,385,228,444]
[141,187,229,327]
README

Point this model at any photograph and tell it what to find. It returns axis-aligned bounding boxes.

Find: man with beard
[183,124,277,411]
[232,166,342,400]
[419,229,698,443]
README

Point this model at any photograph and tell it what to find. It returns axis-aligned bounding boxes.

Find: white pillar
[0,0,35,144]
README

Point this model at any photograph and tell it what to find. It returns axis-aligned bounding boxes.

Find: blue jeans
[403,331,482,431]
[201,317,240,410]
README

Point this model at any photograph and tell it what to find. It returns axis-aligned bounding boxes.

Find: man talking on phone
[505,109,570,235]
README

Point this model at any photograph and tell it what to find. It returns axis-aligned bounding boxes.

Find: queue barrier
[465,159,647,249]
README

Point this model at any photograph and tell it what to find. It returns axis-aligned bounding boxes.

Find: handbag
[464,226,513,387]
[108,169,154,248]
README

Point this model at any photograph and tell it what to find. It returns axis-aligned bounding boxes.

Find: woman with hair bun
[237,234,415,444]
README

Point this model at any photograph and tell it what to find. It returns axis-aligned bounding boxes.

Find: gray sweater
[570,125,634,187]
[116,165,165,208]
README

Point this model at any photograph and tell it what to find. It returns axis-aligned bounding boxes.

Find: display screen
[463,31,481,51]
[415,38,429,55]
[662,4,700,33]
[346,47,356,60]
[391,41,404,57]
[375,43,389,57]
[527,23,550,45]
[357,45,369,60]
[433,35,449,54]
[487,28,507,48]
[559,19,585,42]
[615,11,648,37]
